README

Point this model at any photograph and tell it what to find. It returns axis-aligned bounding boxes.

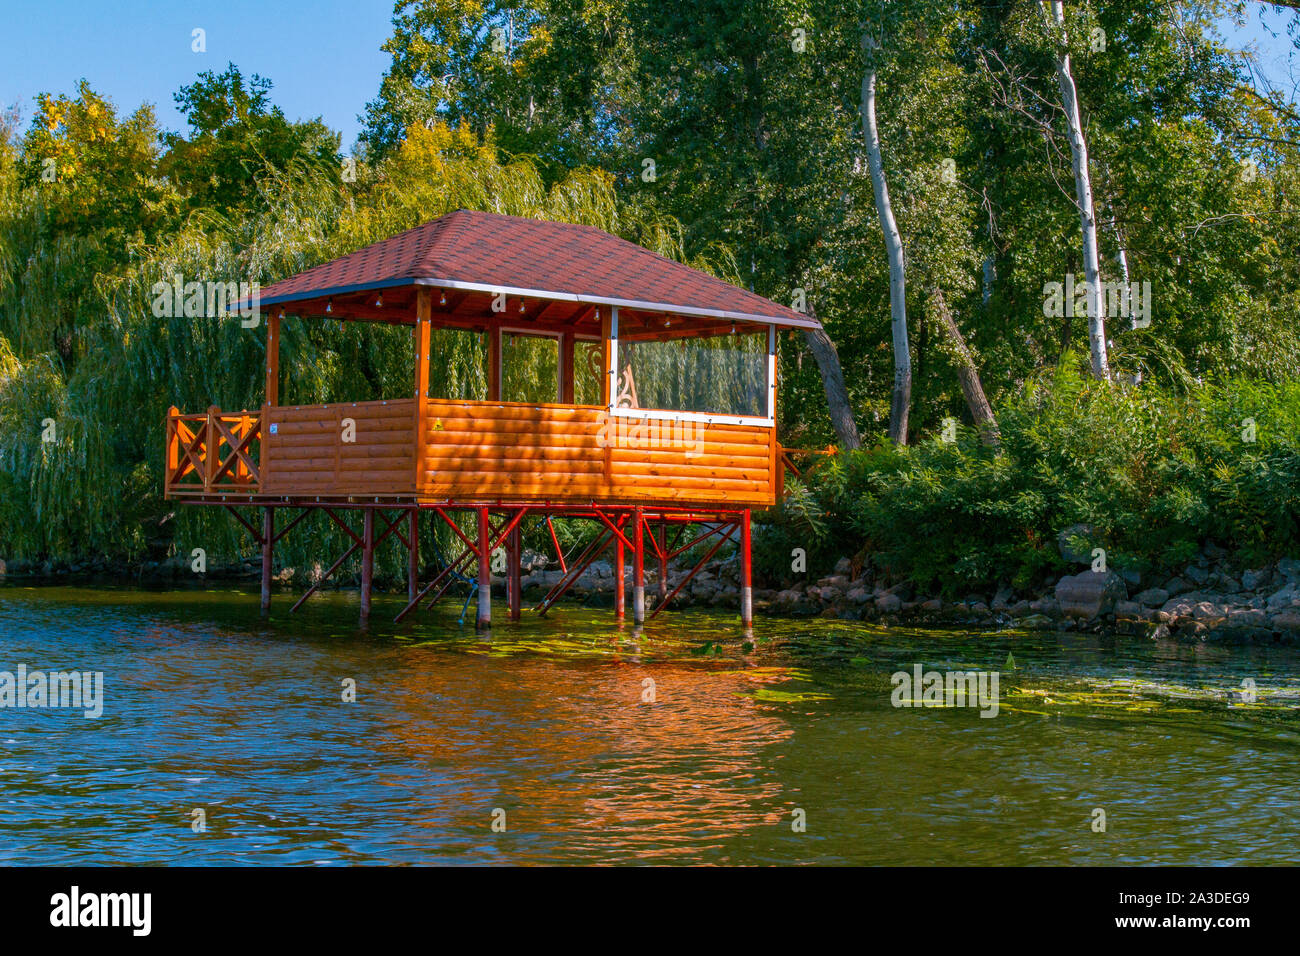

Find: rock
[1277,558,1300,582]
[1029,597,1061,617]
[1008,600,1032,616]
[1269,609,1300,633]
[1152,623,1172,640]
[1191,601,1227,626]
[1057,523,1097,565]
[1184,565,1209,586]
[875,593,902,613]
[846,587,870,605]
[1015,614,1054,629]
[1266,583,1300,612]
[1203,541,1228,560]
[1134,588,1169,607]
[920,598,943,612]
[1226,608,1267,629]
[1163,577,1192,597]
[1241,568,1271,591]
[834,557,852,575]
[991,587,1014,611]
[1055,570,1127,620]
[1114,601,1144,619]
[1119,568,1142,587]
[826,575,851,590]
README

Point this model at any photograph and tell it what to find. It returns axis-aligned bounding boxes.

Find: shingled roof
[253,209,819,330]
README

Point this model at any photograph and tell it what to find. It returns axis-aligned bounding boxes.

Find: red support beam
[408,509,420,603]
[741,509,753,627]
[260,507,274,614]
[360,509,375,621]
[508,520,522,621]
[632,507,645,624]
[615,532,625,620]
[476,506,491,629]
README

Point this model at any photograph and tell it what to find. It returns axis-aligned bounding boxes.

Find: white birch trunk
[1050,0,1109,379]
[861,60,912,443]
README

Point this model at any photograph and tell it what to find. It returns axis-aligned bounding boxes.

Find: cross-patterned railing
[165,405,262,496]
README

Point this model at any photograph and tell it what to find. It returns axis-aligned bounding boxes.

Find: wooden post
[740,510,753,626]
[204,406,219,493]
[360,509,375,621]
[265,313,280,406]
[487,326,502,402]
[407,508,420,603]
[165,406,180,490]
[560,331,575,404]
[414,290,432,493]
[600,309,613,407]
[508,521,522,621]
[260,506,274,614]
[615,533,626,620]
[632,507,645,624]
[476,507,492,628]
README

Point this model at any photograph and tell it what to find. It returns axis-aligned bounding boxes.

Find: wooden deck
[166,399,778,508]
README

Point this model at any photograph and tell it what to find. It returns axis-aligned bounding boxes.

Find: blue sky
[0,0,395,149]
[1,1,1296,151]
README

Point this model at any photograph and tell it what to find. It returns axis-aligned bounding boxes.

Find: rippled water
[1,584,1298,865]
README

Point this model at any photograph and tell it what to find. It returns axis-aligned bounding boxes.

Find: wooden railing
[165,398,780,506]
[165,406,262,496]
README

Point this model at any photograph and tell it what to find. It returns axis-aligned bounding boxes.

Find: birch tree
[861,30,912,443]
[1047,0,1109,379]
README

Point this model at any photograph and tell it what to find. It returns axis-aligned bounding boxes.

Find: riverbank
[4,544,1298,645]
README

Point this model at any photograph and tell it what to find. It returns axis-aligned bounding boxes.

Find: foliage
[758,361,1300,595]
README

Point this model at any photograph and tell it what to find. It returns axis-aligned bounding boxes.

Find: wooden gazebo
[163,210,819,626]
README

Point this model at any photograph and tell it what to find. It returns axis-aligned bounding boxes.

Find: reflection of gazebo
[163,210,819,627]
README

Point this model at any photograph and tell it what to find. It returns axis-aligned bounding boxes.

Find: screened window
[616,331,768,418]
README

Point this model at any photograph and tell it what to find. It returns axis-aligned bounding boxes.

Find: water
[2,584,1298,865]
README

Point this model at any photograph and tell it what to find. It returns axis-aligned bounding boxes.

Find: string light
[325,299,333,314]
[439,292,447,306]
[375,293,383,307]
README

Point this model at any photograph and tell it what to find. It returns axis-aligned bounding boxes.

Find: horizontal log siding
[262,399,417,496]
[419,400,775,506]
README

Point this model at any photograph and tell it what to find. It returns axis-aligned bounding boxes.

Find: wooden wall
[418,399,775,506]
[231,398,774,506]
[262,399,417,496]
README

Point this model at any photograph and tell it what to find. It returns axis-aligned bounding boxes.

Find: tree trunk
[802,326,862,450]
[1050,1,1109,380]
[930,288,999,446]
[861,60,911,444]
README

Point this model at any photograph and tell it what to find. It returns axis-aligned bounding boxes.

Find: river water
[1,584,1298,865]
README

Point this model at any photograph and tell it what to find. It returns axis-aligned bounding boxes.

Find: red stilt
[407,508,419,603]
[657,517,668,606]
[260,506,274,614]
[632,507,645,624]
[476,506,491,629]
[508,519,522,621]
[740,509,753,626]
[615,532,626,620]
[360,509,375,621]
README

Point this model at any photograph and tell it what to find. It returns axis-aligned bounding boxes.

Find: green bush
[759,361,1300,596]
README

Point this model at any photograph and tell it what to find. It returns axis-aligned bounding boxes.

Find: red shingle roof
[256,209,818,329]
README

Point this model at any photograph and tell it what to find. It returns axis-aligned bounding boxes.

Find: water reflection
[1,585,1298,865]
